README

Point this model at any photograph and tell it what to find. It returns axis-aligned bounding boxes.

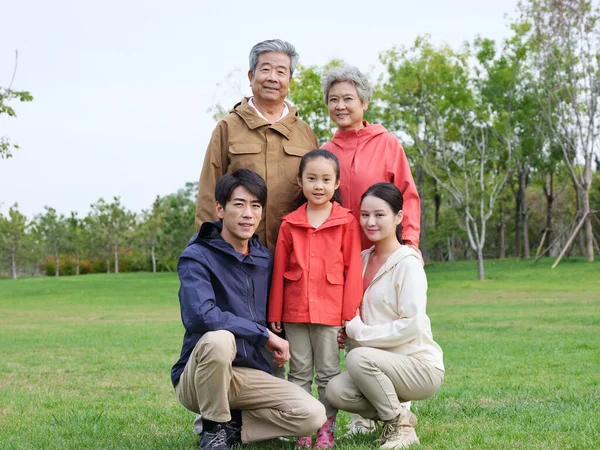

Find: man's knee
[196,330,236,363]
[295,391,327,435]
[324,374,345,410]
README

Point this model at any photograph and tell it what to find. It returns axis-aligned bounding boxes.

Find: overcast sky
[1,0,519,218]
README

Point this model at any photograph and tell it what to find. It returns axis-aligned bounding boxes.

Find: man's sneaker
[224,420,242,447]
[379,409,419,449]
[199,424,229,450]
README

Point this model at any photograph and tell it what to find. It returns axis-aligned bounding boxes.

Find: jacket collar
[283,202,350,229]
[191,221,271,266]
[233,97,299,139]
[331,121,388,145]
[362,245,420,281]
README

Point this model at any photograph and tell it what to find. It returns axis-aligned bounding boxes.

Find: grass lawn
[1,258,599,449]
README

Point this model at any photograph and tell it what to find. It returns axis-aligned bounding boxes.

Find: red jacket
[322,122,420,249]
[268,202,363,326]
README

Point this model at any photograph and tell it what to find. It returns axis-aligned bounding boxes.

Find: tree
[520,0,600,264]
[66,212,88,275]
[35,207,68,276]
[1,51,33,159]
[137,196,163,273]
[0,203,29,279]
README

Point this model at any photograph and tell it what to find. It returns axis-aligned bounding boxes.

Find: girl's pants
[283,323,341,417]
[325,346,444,421]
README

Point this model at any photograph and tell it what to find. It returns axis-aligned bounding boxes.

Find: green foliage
[1,51,33,159]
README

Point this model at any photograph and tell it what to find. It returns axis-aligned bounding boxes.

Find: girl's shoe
[314,415,336,449]
[296,435,312,449]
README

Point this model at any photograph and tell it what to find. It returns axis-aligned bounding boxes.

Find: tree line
[1,0,599,279]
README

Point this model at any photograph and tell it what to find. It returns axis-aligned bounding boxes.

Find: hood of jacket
[282,201,352,230]
[329,121,388,148]
[362,244,421,280]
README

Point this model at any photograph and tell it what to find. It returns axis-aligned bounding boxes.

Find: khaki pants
[283,323,341,417]
[175,330,326,442]
[326,346,444,421]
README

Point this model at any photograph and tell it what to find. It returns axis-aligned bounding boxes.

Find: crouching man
[171,169,326,449]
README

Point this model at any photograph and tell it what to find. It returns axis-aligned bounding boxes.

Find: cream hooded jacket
[345,245,444,371]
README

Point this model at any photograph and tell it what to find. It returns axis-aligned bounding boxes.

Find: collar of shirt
[248,97,289,122]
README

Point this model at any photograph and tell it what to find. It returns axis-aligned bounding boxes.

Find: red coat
[322,122,420,249]
[268,202,363,326]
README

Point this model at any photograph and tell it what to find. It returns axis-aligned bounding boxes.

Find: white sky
[1,0,518,219]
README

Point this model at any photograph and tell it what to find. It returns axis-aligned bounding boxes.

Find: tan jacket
[195,98,318,251]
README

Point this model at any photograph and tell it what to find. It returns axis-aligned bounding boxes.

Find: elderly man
[195,39,318,253]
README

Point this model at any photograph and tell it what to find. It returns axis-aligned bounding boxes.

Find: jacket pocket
[228,144,264,176]
[283,270,302,281]
[283,145,309,183]
[326,272,344,285]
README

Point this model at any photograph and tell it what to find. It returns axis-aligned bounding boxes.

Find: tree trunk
[75,255,80,276]
[477,247,485,280]
[498,211,506,259]
[55,252,60,277]
[151,244,157,273]
[582,190,594,262]
[106,253,110,274]
[434,187,442,262]
[543,172,554,254]
[519,168,530,259]
[114,244,119,274]
[11,249,17,279]
[514,190,521,258]
[416,166,428,263]
[576,189,586,256]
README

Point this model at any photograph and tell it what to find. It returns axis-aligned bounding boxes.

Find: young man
[172,169,326,450]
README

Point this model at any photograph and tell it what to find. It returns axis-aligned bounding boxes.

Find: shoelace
[208,429,228,448]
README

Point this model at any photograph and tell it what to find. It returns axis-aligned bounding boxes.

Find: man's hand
[265,329,290,367]
[337,327,348,349]
[269,321,282,334]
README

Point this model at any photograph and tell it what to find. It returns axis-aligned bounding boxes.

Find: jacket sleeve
[341,215,364,321]
[345,258,426,348]
[178,254,269,347]
[195,121,228,231]
[267,222,291,323]
[388,136,420,247]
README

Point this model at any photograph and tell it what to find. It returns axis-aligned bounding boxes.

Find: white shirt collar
[248,97,289,122]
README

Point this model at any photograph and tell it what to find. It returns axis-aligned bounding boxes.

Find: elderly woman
[321,65,420,253]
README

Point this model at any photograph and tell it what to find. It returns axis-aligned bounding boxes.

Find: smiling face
[327,81,368,131]
[298,157,340,208]
[360,195,402,243]
[216,186,263,250]
[248,51,291,108]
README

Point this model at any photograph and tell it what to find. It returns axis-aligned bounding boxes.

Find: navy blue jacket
[171,221,273,387]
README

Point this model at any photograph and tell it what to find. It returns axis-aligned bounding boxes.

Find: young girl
[326,183,444,449]
[268,149,363,449]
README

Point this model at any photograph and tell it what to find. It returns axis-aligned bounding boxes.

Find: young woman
[268,149,363,449]
[326,183,444,449]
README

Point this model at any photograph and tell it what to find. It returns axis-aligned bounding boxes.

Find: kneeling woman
[326,182,444,449]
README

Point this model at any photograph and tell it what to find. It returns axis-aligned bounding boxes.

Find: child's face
[298,157,340,207]
[360,195,402,243]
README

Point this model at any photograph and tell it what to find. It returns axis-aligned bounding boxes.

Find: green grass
[1,258,599,449]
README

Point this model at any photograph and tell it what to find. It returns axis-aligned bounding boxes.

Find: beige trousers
[175,330,326,442]
[283,323,341,417]
[326,346,444,421]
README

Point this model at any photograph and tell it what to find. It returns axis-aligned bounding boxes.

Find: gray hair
[321,65,373,105]
[249,39,299,77]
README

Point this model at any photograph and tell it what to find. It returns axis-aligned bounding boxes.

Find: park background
[1,0,600,448]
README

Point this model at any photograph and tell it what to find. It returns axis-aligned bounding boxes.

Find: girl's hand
[269,322,282,334]
[337,327,348,349]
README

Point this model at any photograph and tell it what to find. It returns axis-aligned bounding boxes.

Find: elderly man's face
[248,52,291,107]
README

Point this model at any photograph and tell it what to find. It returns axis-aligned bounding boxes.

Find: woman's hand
[337,327,348,349]
[269,322,282,334]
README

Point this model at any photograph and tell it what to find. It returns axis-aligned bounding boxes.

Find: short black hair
[214,169,267,208]
[294,149,343,208]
